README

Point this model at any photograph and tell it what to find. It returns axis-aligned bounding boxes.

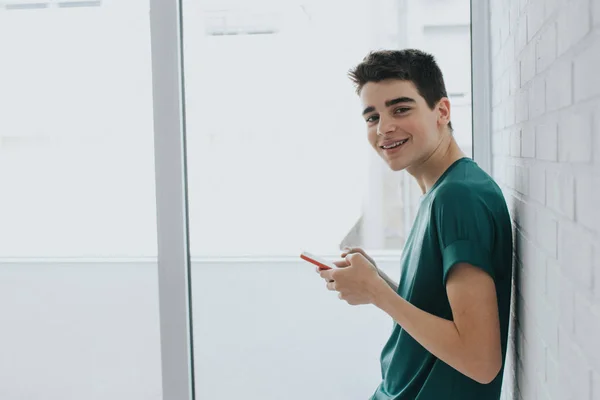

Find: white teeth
[382,139,408,149]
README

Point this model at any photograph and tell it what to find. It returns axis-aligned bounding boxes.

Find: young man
[317,49,513,399]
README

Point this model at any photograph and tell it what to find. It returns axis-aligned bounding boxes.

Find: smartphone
[300,251,337,270]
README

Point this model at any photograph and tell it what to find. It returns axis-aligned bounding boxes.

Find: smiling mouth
[380,139,409,150]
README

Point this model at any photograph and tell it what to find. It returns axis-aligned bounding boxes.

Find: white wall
[0,258,400,400]
[489,0,600,399]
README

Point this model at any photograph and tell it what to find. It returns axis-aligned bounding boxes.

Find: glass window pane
[183,0,472,398]
[0,2,163,399]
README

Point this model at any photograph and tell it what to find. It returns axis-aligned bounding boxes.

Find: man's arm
[372,262,502,384]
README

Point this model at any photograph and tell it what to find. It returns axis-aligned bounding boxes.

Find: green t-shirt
[371,158,513,400]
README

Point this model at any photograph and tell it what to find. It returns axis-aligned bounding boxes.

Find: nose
[377,115,396,136]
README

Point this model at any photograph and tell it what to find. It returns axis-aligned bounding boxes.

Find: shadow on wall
[501,199,522,399]
[509,223,522,399]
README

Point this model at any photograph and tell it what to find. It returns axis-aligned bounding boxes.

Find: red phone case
[300,252,335,270]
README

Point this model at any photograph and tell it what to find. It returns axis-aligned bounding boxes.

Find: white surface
[490,0,600,399]
[0,258,400,400]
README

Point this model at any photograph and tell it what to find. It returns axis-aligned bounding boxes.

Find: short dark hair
[348,49,452,130]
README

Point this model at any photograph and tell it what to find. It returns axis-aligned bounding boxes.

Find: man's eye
[366,115,379,123]
[395,107,410,114]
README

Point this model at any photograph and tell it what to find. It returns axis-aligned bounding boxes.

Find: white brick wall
[489,0,600,399]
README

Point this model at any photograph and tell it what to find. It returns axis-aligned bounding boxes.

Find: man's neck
[406,134,466,194]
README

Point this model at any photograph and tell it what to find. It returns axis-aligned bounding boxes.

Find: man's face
[360,79,448,172]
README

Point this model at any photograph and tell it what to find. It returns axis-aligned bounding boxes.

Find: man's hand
[317,253,388,306]
[340,247,398,292]
[340,246,377,267]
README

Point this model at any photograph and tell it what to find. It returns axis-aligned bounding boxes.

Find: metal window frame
[149,0,196,399]
[470,0,492,173]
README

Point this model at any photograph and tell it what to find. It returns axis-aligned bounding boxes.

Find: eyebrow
[362,96,416,116]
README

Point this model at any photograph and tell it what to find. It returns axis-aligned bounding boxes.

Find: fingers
[341,246,365,257]
[344,252,366,266]
[342,247,376,267]
[333,259,350,268]
[341,246,355,257]
[318,268,336,281]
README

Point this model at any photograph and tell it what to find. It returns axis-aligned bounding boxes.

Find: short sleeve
[432,183,495,285]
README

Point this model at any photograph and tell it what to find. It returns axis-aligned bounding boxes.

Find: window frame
[149,0,196,399]
[470,0,492,173]
[149,2,488,398]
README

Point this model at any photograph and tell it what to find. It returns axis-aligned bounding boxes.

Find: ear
[436,97,451,128]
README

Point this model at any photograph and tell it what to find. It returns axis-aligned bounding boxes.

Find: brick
[546,170,575,219]
[492,131,502,156]
[521,123,536,158]
[509,63,521,95]
[520,248,545,311]
[515,165,529,195]
[509,0,520,34]
[516,89,529,123]
[546,258,559,303]
[574,39,600,102]
[594,372,600,400]
[499,130,512,156]
[537,299,559,355]
[545,352,559,400]
[595,247,600,302]
[503,29,516,73]
[491,31,502,68]
[500,8,511,46]
[514,198,536,236]
[510,129,522,156]
[521,320,546,379]
[515,16,528,54]
[558,330,592,400]
[558,225,594,293]
[526,0,546,41]
[493,157,505,184]
[501,71,511,100]
[492,104,504,132]
[520,43,536,86]
[505,97,516,127]
[516,324,540,384]
[557,0,591,56]
[575,173,598,232]
[545,259,560,352]
[558,277,575,334]
[546,60,572,112]
[535,119,558,161]
[506,164,517,190]
[574,293,600,371]
[529,164,545,204]
[536,22,557,73]
[545,0,561,18]
[536,211,557,258]
[524,200,537,236]
[516,352,538,399]
[528,76,545,118]
[558,110,593,163]
[519,0,528,13]
[493,78,502,107]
